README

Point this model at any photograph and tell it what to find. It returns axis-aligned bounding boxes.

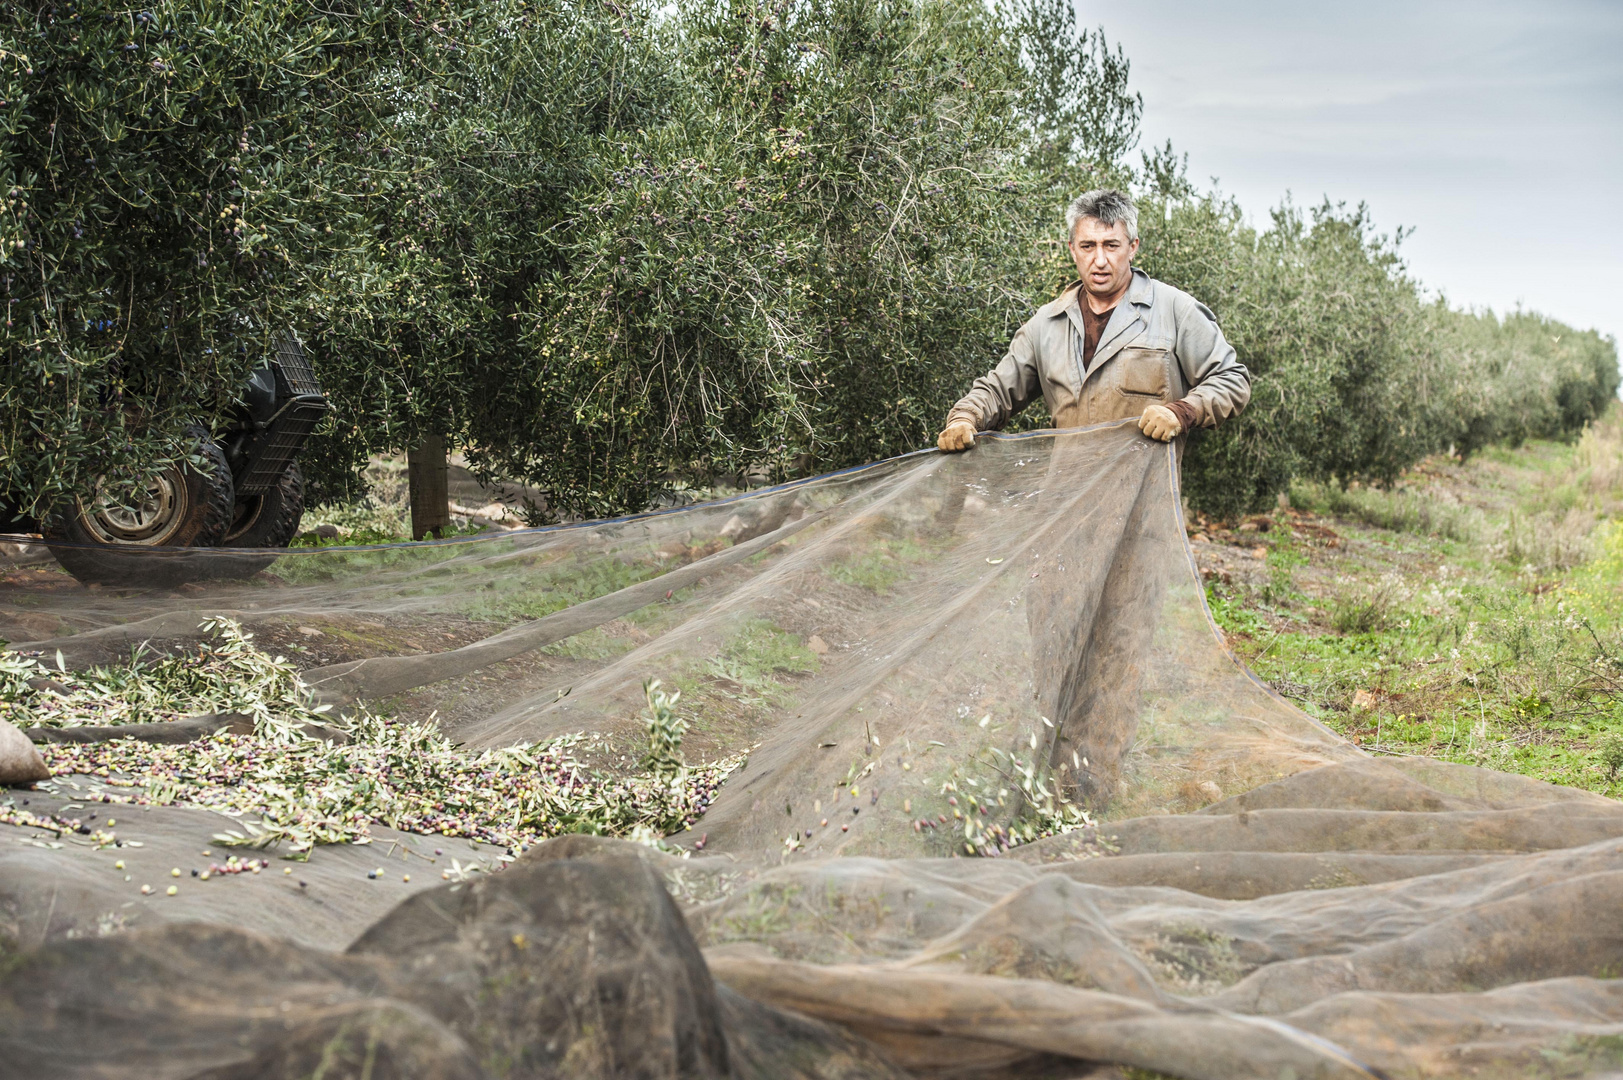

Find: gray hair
[1065,189,1139,242]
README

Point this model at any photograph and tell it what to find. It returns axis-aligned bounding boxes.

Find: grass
[290,453,490,546]
[1201,405,1623,796]
[292,454,415,544]
[460,557,673,623]
[283,453,723,629]
[703,619,819,694]
[662,618,822,741]
[825,537,929,593]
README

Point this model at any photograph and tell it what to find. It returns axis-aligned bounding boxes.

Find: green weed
[1596,734,1623,780]
[462,558,667,623]
[1261,530,1307,603]
[826,538,926,594]
[704,883,804,945]
[702,620,819,705]
[1329,585,1394,635]
[1206,591,1265,638]
[1141,924,1248,994]
[541,626,641,662]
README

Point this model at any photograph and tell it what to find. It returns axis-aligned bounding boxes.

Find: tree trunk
[407,435,451,541]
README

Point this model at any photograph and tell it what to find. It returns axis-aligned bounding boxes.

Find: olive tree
[295,0,667,524]
[0,0,478,517]
[440,0,1038,517]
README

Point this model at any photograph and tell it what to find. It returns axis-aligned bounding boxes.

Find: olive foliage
[301,0,1091,517]
[295,0,666,506]
[487,0,1040,514]
[1136,180,1620,517]
[3,0,1616,525]
[0,0,481,515]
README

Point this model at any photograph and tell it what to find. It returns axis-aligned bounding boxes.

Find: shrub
[1290,480,1482,543]
[1330,588,1396,636]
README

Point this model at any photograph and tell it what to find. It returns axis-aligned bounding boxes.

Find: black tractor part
[43,425,236,586]
[223,460,306,549]
[201,461,308,579]
[200,336,326,578]
[38,336,328,587]
[222,336,327,506]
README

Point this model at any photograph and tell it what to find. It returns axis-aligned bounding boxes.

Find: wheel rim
[79,469,191,545]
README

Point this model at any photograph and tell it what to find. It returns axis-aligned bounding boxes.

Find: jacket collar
[1040,268,1153,320]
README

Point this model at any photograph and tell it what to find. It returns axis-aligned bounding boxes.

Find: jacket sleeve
[944,321,1042,432]
[1172,293,1250,428]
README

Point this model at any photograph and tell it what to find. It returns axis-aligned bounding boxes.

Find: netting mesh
[5,418,1623,1079]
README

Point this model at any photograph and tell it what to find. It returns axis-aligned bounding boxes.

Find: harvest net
[3,418,1623,1079]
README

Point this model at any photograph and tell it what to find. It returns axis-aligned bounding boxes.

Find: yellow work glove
[1138,404,1182,442]
[937,420,977,452]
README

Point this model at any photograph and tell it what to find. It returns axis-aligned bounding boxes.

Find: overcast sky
[1094,0,1623,347]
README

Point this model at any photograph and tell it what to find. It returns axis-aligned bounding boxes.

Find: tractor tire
[44,427,235,587]
[208,463,307,579]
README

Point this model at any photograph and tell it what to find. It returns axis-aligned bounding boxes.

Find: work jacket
[946,269,1251,432]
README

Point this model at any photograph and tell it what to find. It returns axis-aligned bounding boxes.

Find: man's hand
[937,420,977,453]
[1138,404,1182,442]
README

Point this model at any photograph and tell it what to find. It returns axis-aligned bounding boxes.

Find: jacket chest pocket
[1114,347,1171,398]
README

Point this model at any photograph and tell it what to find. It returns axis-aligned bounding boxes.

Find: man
[935,190,1250,809]
[937,189,1249,450]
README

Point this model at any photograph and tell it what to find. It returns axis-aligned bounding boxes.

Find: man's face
[1069,217,1139,302]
